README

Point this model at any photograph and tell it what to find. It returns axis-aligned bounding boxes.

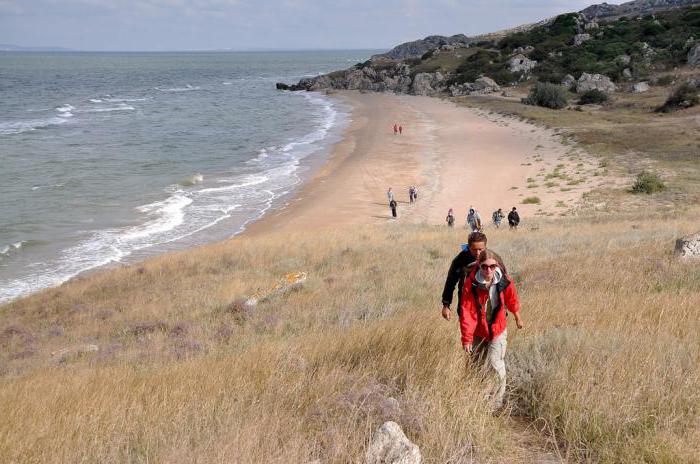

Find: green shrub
[522,82,568,109]
[420,49,436,60]
[578,89,609,105]
[631,171,666,194]
[656,82,699,112]
[655,75,674,86]
[522,196,541,204]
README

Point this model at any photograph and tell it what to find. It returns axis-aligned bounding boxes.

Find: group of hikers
[441,230,524,411]
[446,207,521,231]
[384,185,524,410]
[386,186,419,218]
[386,187,521,232]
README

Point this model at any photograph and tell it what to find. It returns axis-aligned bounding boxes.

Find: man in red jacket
[460,249,523,410]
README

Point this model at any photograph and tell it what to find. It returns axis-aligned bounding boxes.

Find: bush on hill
[522,82,568,109]
[631,171,666,194]
[500,7,700,83]
[578,89,609,105]
[656,82,699,112]
[450,49,519,85]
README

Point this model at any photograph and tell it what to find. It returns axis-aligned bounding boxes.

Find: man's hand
[464,344,472,354]
[441,306,451,321]
[514,313,524,329]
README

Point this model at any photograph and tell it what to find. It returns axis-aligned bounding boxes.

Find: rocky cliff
[371,34,472,61]
[581,0,700,20]
[277,2,700,99]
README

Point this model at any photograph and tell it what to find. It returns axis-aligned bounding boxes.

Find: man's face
[468,241,486,259]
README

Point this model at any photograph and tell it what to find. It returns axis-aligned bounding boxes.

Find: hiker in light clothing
[466,208,482,232]
[387,188,394,205]
[492,209,504,228]
[460,249,523,410]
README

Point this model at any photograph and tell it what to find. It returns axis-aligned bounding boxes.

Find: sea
[0,50,378,303]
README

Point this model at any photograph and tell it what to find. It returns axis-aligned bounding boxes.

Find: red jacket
[459,268,520,346]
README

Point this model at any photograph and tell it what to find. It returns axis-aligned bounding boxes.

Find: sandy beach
[246,90,598,236]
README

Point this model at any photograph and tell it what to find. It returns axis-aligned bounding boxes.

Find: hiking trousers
[472,330,507,409]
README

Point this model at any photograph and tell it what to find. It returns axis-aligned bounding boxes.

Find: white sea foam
[80,103,135,113]
[0,90,349,303]
[89,98,103,103]
[104,97,150,102]
[222,82,233,85]
[155,85,201,92]
[179,173,204,187]
[0,115,70,135]
[0,241,26,258]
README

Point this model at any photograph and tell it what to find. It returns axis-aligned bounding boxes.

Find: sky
[1,0,599,51]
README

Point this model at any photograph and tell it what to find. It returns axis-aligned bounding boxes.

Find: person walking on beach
[440,231,487,321]
[393,123,398,135]
[409,186,415,204]
[389,199,398,218]
[460,249,523,410]
[398,125,403,135]
[446,208,455,227]
[492,209,504,228]
[387,188,394,206]
[413,185,418,201]
[466,208,482,232]
[507,207,520,230]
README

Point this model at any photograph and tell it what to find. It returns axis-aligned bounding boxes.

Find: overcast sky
[1,0,598,51]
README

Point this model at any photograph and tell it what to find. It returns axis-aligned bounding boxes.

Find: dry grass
[1,212,700,462]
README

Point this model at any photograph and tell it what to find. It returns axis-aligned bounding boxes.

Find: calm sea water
[0,50,377,303]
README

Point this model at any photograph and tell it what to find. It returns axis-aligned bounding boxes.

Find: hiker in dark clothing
[507,207,520,230]
[390,199,398,218]
[441,232,487,321]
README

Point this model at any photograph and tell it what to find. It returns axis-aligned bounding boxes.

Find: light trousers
[472,329,507,409]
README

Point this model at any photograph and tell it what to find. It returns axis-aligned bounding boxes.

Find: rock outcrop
[277,63,416,94]
[372,34,473,60]
[562,74,576,89]
[508,54,537,73]
[574,33,592,46]
[449,76,501,96]
[580,0,700,21]
[617,54,632,65]
[411,72,445,96]
[675,232,700,259]
[576,73,617,93]
[365,421,421,464]
[689,43,700,67]
[633,81,650,92]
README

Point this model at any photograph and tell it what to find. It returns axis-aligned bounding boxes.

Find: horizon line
[0,47,388,53]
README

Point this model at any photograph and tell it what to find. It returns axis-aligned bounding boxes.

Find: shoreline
[1,90,607,305]
[244,90,604,237]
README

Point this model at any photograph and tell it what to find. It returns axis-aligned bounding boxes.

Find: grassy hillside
[2,212,700,462]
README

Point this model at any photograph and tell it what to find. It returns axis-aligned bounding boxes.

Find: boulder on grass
[576,73,616,93]
[675,233,700,259]
[689,43,700,67]
[365,421,421,464]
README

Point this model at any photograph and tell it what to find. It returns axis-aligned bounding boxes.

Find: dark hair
[468,231,487,245]
[477,248,506,271]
